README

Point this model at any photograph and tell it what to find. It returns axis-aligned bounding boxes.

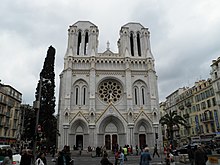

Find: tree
[35,46,57,148]
[20,104,35,143]
[159,110,188,148]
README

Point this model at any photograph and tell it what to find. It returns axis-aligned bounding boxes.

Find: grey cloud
[1,0,220,105]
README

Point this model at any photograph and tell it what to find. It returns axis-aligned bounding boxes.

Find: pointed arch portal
[98,115,125,150]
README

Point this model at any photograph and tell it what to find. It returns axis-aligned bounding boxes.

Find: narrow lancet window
[75,87,79,105]
[130,33,134,56]
[84,32,89,55]
[77,31,82,55]
[134,88,138,105]
[142,88,145,105]
[137,33,141,56]
[83,87,86,105]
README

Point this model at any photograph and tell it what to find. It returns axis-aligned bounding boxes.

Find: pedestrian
[187,145,194,165]
[51,145,56,157]
[118,150,124,165]
[57,151,71,165]
[20,149,33,165]
[136,145,139,155]
[194,145,208,165]
[62,146,71,165]
[122,146,127,161]
[140,147,152,165]
[2,149,12,165]
[35,152,46,165]
[153,144,160,158]
[169,152,175,165]
[165,150,174,165]
[114,150,120,165]
[100,152,113,165]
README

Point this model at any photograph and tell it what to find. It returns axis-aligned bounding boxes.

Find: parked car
[215,147,220,154]
[0,145,21,165]
[12,154,21,165]
[173,143,199,156]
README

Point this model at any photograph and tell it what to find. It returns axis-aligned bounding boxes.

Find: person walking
[153,144,160,158]
[194,145,208,165]
[100,152,113,165]
[20,149,33,165]
[35,152,47,165]
[122,146,127,161]
[140,147,152,165]
[135,145,139,155]
[57,151,66,165]
[118,150,124,165]
[187,145,195,165]
[114,150,120,165]
[2,149,13,165]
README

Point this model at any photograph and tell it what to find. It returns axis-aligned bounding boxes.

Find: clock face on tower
[98,79,123,103]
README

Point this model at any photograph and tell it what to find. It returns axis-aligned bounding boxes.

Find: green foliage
[20,105,36,142]
[34,46,58,147]
[159,110,187,142]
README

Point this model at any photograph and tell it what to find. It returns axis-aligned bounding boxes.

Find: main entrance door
[105,134,118,150]
[76,135,83,149]
[139,134,146,148]
[105,135,111,150]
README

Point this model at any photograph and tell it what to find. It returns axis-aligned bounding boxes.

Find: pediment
[102,50,115,57]
[96,103,126,123]
[134,110,153,123]
[69,111,89,124]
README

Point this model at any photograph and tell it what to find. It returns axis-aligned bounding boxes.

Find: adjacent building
[57,21,161,150]
[0,82,22,145]
[161,57,220,146]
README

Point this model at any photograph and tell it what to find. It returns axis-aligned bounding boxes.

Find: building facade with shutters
[0,83,22,145]
[161,79,220,146]
[57,21,160,150]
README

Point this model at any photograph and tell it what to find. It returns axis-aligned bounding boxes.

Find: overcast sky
[1,0,220,109]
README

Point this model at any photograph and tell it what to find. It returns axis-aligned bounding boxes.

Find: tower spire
[106,41,110,50]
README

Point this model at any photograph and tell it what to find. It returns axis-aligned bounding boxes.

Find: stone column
[63,124,70,146]
[89,124,96,148]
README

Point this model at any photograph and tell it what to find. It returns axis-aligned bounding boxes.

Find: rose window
[98,80,122,103]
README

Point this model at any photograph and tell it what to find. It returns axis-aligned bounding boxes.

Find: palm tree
[159,110,188,148]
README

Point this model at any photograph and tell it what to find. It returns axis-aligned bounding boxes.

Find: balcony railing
[179,105,184,110]
[185,102,192,107]
[0,109,5,116]
[183,113,190,118]
[0,122,4,127]
[4,123,10,128]
[217,100,220,105]
[5,112,10,118]
[215,88,220,93]
[201,117,214,123]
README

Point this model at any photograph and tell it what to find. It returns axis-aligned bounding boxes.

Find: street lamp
[32,77,51,162]
[33,76,43,162]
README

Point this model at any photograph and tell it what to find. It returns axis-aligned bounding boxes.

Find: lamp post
[33,76,43,162]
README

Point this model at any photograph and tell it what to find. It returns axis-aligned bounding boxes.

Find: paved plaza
[46,150,191,165]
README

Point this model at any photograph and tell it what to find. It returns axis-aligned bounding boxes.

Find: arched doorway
[98,115,125,150]
[70,119,89,150]
[134,119,153,148]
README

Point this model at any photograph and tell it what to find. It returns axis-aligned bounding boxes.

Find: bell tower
[65,21,99,57]
[118,22,153,59]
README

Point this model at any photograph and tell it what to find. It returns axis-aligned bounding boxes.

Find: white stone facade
[57,21,161,151]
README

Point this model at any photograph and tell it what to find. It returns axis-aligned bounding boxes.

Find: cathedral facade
[58,21,160,150]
